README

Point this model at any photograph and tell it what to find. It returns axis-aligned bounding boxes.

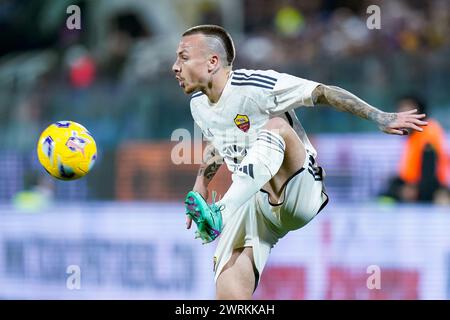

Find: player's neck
[204,69,232,104]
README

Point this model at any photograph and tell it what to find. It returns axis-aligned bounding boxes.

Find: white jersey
[190,69,320,173]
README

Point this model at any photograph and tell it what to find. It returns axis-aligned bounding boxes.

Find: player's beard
[183,79,201,94]
[183,83,195,94]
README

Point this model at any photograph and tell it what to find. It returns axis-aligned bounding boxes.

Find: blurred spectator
[12,174,54,212]
[380,95,450,203]
[274,5,305,38]
[98,9,150,81]
[64,45,96,88]
[198,1,223,26]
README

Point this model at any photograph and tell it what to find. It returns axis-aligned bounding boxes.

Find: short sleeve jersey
[190,69,320,172]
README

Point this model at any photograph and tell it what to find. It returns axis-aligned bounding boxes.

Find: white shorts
[213,150,328,285]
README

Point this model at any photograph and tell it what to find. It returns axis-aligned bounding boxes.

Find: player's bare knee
[264,117,289,130]
[264,117,291,139]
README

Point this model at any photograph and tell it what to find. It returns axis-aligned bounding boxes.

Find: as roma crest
[234,114,250,133]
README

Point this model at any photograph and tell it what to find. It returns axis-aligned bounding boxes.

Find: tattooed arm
[194,142,223,191]
[311,85,427,135]
[187,142,223,229]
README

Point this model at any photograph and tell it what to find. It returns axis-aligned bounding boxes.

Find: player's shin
[218,130,285,220]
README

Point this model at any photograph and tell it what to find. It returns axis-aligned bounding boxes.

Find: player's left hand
[379,109,427,135]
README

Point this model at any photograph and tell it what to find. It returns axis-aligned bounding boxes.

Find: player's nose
[172,61,180,74]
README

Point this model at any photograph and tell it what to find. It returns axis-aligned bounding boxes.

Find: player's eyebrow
[177,49,189,56]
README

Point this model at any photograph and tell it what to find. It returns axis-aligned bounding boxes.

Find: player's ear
[207,54,220,73]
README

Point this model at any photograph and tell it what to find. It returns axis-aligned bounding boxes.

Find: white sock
[217,130,285,220]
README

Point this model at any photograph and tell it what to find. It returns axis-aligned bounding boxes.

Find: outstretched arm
[311,85,427,135]
[187,142,223,229]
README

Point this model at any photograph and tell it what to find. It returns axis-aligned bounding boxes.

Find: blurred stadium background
[0,0,449,299]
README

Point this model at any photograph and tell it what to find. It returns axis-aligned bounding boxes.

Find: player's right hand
[378,109,427,135]
[186,186,208,229]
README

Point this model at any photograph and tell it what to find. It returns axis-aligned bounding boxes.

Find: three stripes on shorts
[307,154,323,181]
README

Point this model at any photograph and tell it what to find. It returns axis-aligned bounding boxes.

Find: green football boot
[184,190,223,244]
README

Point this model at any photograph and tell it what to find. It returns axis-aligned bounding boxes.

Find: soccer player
[172,25,427,299]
